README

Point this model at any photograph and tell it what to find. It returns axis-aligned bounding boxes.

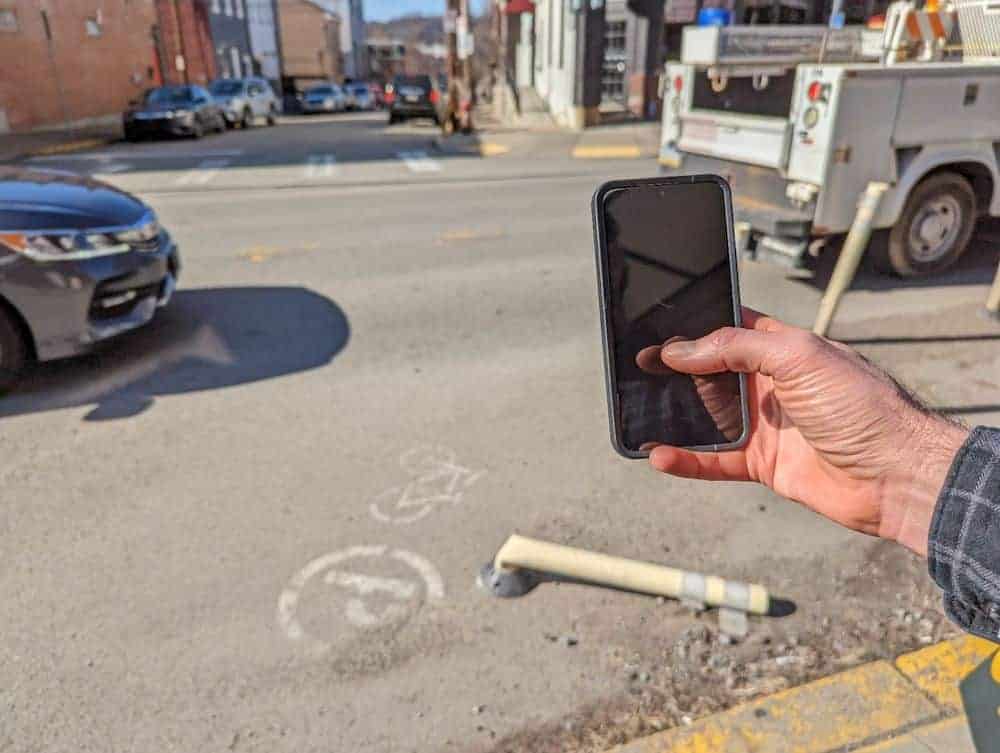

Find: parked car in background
[301,84,347,114]
[209,77,279,128]
[345,82,375,111]
[0,168,181,390]
[385,75,442,125]
[123,85,226,140]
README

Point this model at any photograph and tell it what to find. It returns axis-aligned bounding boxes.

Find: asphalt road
[3,112,999,753]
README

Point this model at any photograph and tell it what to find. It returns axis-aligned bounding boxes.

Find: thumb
[661,326,808,378]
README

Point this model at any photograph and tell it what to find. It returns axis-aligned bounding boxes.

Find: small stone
[544,633,558,643]
[919,635,934,644]
[758,504,766,512]
[718,634,734,646]
[754,708,768,719]
[473,705,485,715]
[656,596,666,605]
[639,672,651,683]
[681,715,693,726]
[563,635,578,647]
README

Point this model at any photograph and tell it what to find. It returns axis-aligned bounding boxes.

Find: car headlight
[171,109,193,120]
[324,97,333,107]
[0,231,132,262]
[116,218,160,246]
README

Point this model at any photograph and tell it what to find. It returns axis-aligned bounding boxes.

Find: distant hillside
[366,14,444,45]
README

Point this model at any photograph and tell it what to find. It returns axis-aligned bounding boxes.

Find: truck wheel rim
[908,195,962,263]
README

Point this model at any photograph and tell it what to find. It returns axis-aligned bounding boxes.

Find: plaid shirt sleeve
[928,426,1000,642]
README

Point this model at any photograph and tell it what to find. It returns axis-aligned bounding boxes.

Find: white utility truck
[658,0,1000,277]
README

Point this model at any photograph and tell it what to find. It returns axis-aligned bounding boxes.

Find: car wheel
[388,113,398,125]
[871,172,977,277]
[241,107,253,129]
[266,106,277,126]
[0,306,28,394]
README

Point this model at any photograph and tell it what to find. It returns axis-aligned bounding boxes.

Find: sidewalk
[0,120,121,162]
[607,636,996,753]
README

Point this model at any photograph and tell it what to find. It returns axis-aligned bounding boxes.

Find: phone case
[591,174,751,459]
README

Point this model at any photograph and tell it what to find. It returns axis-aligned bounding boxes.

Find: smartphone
[592,175,749,458]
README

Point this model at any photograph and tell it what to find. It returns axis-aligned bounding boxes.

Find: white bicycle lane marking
[276,546,445,652]
[369,445,485,524]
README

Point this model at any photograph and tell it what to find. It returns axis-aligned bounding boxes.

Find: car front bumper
[302,101,336,113]
[125,116,199,137]
[0,231,181,361]
[391,102,437,118]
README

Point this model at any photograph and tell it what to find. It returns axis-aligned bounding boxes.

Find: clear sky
[365,0,489,22]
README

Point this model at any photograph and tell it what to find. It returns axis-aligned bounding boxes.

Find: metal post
[813,182,890,337]
[986,257,1000,319]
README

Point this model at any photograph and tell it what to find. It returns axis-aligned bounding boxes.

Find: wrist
[880,415,969,557]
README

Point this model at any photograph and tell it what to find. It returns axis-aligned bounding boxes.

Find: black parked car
[386,75,443,125]
[0,168,180,390]
[123,85,226,141]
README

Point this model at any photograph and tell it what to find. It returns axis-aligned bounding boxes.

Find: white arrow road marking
[304,153,338,178]
[174,158,231,186]
[397,150,441,173]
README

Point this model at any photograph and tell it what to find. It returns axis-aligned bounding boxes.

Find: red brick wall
[0,0,162,132]
[278,0,339,83]
[154,0,216,86]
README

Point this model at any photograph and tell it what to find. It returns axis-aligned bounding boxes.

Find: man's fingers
[661,321,815,378]
[648,444,752,482]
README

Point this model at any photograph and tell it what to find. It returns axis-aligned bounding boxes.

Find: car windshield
[349,84,368,94]
[306,86,333,96]
[144,87,193,105]
[210,81,244,96]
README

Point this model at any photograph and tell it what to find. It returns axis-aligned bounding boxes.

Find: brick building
[0,0,160,133]
[277,0,343,93]
[153,0,217,87]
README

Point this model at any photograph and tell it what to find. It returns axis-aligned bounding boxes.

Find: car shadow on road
[0,286,349,421]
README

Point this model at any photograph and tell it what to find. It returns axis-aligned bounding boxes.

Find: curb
[25,136,115,159]
[431,134,512,157]
[571,144,644,160]
[606,636,997,753]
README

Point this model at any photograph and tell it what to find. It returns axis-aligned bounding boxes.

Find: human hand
[638,310,968,556]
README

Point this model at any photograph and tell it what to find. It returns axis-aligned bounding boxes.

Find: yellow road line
[850,717,971,753]
[478,142,510,156]
[572,145,642,159]
[30,138,109,157]
[610,661,937,753]
[895,636,998,711]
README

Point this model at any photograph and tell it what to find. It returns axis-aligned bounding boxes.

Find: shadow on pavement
[795,219,1000,293]
[1,286,349,421]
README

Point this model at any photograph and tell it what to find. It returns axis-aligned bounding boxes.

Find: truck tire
[874,172,977,277]
[0,306,28,394]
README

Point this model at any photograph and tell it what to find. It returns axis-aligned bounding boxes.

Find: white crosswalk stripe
[397,150,441,173]
[174,159,231,186]
[304,154,338,178]
[93,163,130,175]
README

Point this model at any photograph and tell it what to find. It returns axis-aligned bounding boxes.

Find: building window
[602,20,628,104]
[85,16,102,36]
[211,0,220,12]
[235,0,244,18]
[0,8,18,32]
[223,0,233,16]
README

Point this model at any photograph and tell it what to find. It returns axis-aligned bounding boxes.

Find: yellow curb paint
[609,661,937,753]
[31,138,108,156]
[850,717,970,753]
[895,636,998,711]
[478,142,510,156]
[572,145,642,159]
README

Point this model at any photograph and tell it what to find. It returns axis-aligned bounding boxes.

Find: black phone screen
[599,178,745,453]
